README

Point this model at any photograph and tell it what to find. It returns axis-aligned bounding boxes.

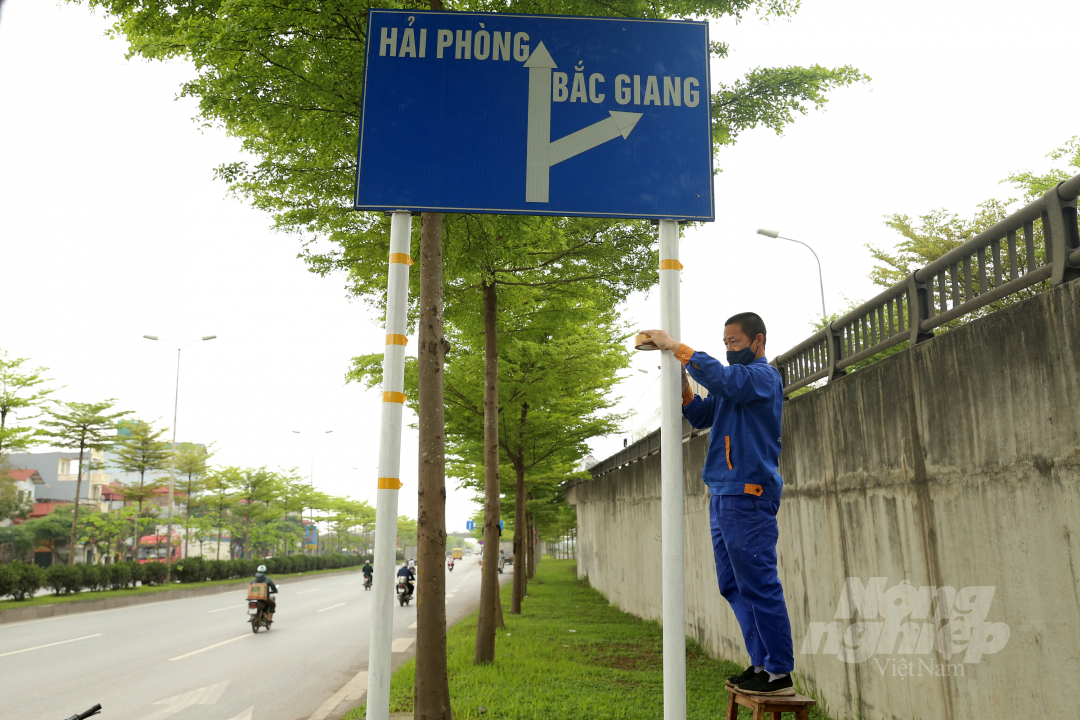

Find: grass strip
[345,559,840,720]
[0,565,361,614]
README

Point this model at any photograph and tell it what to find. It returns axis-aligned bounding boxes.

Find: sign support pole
[658,218,686,720]
[366,210,413,720]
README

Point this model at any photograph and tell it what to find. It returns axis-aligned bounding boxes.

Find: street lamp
[756,229,828,319]
[143,334,217,582]
[292,429,333,555]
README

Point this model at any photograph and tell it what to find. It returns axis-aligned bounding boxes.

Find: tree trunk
[527,507,536,580]
[68,444,86,565]
[134,474,145,562]
[217,506,224,561]
[475,279,502,664]
[184,473,192,559]
[511,444,526,613]
[415,211,453,719]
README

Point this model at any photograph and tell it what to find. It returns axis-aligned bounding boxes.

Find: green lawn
[0,565,361,614]
[345,559,842,720]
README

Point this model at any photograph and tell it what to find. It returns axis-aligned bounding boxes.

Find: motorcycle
[363,573,373,591]
[63,705,101,720]
[447,560,454,572]
[396,578,413,606]
[248,592,276,633]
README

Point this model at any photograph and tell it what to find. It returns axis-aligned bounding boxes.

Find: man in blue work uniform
[642,313,794,696]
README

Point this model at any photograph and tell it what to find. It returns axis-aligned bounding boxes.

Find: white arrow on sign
[548,111,642,166]
[145,682,229,720]
[524,42,643,203]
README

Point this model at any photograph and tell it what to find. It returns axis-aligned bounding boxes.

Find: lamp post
[756,229,828,318]
[292,429,333,555]
[143,334,217,582]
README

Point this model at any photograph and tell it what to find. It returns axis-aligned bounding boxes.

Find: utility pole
[143,334,216,583]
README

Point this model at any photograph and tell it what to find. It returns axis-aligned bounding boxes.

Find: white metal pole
[165,347,181,580]
[658,219,686,720]
[366,210,413,720]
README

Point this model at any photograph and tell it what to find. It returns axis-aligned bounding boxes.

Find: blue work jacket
[680,351,785,501]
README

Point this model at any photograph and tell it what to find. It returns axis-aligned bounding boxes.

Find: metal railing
[772,173,1080,395]
[572,418,709,484]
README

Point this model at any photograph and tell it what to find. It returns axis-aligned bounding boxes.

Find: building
[5,450,111,508]
[0,468,44,527]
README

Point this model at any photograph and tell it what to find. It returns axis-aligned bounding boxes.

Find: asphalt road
[1,555,506,720]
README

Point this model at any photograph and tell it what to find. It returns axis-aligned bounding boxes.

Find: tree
[175,442,214,557]
[350,289,628,614]
[495,322,626,612]
[276,471,316,555]
[204,466,240,560]
[0,350,56,461]
[438,292,628,613]
[0,523,35,558]
[113,419,172,555]
[229,467,282,559]
[21,505,80,564]
[397,515,418,550]
[40,400,130,564]
[79,506,135,564]
[0,469,33,525]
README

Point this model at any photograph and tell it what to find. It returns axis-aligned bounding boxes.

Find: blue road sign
[355,10,713,220]
[466,520,475,530]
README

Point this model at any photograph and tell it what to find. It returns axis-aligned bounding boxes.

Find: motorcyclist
[396,563,415,597]
[252,564,278,621]
[362,560,374,588]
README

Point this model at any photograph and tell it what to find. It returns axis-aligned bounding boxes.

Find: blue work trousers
[710,493,794,674]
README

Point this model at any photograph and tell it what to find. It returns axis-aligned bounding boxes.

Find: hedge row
[0,554,364,601]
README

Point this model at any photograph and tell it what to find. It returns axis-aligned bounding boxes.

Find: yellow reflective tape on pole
[378,478,403,490]
[660,259,684,271]
[382,391,406,404]
[389,253,413,265]
[386,334,408,346]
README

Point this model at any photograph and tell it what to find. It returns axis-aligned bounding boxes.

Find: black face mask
[727,340,758,366]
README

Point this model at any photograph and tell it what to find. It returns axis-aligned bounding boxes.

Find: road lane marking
[298,588,320,594]
[226,706,254,720]
[408,621,417,629]
[146,681,229,720]
[207,605,245,613]
[307,670,368,720]
[0,633,103,658]
[169,634,249,661]
[391,638,414,652]
[316,602,346,613]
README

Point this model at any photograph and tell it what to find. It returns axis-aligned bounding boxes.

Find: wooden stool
[725,687,816,720]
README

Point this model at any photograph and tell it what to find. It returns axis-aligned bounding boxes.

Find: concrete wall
[569,279,1080,720]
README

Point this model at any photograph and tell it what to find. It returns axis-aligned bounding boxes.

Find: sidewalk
[345,559,838,720]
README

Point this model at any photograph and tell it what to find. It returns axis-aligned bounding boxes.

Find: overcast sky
[1,0,1075,533]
